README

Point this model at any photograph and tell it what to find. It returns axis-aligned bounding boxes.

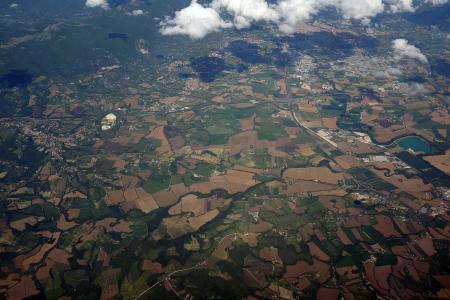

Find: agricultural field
[1,0,450,300]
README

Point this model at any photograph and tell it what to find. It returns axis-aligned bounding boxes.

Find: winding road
[134,232,247,300]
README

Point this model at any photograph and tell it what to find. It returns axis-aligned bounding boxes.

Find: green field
[257,123,288,141]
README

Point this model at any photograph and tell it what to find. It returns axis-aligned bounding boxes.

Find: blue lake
[395,136,434,154]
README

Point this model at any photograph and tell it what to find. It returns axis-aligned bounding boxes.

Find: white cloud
[275,0,385,31]
[128,9,145,16]
[427,0,448,5]
[400,82,430,95]
[86,0,109,9]
[374,66,402,78]
[211,0,279,29]
[160,0,232,40]
[160,0,448,39]
[10,3,19,8]
[387,0,415,12]
[276,0,328,33]
[392,39,428,63]
[338,0,384,20]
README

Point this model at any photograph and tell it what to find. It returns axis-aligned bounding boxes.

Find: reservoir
[394,136,434,154]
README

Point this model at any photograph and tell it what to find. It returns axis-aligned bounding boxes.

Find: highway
[285,70,338,149]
